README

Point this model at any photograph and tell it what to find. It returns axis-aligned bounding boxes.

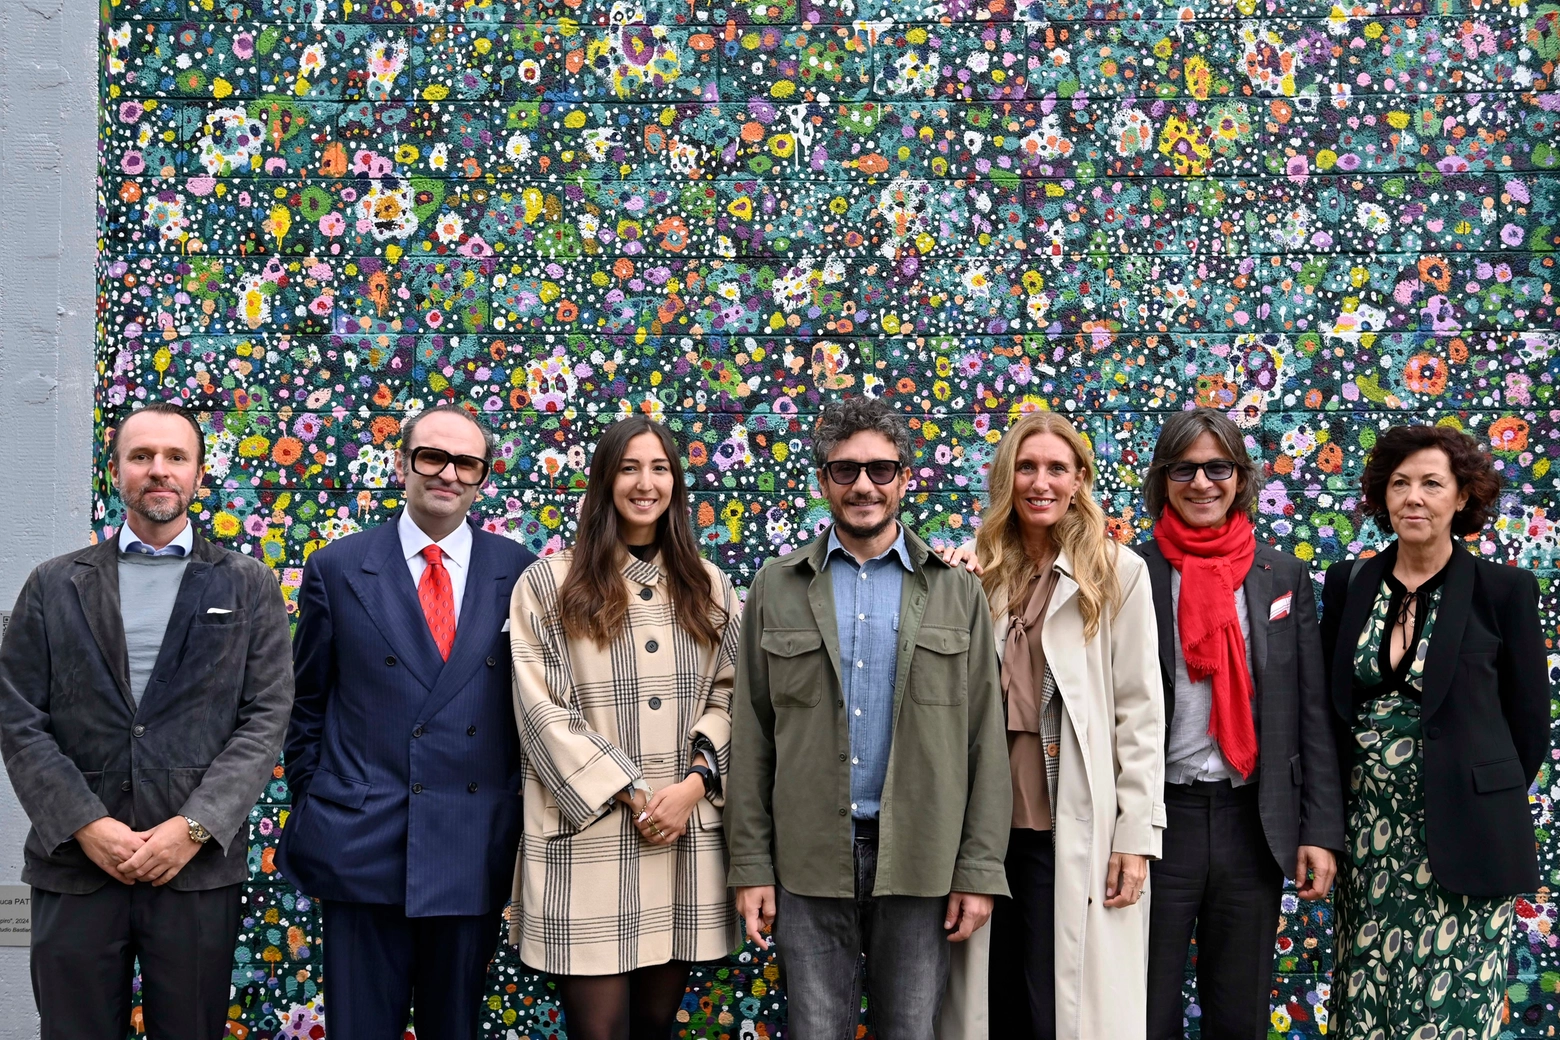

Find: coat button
[468,782,479,793]
[412,783,423,794]
[467,726,477,736]
[386,656,397,667]
[413,726,423,738]
[639,587,653,600]
[648,697,662,710]
[838,808,847,816]
[132,724,145,737]
[645,640,659,653]
[1427,726,1441,739]
[120,780,132,792]
[486,656,497,667]
[839,753,847,762]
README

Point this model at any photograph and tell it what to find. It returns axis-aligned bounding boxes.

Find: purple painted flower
[1499,223,1525,247]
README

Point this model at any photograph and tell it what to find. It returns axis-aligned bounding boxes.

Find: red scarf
[1153,510,1259,779]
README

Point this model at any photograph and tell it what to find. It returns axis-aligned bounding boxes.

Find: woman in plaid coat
[509,416,741,1040]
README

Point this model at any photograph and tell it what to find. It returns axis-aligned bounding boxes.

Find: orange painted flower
[1417,255,1451,292]
[1487,416,1529,453]
[272,436,304,465]
[1317,442,1344,473]
[1402,354,1448,395]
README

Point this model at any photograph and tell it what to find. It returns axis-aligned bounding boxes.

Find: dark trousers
[31,881,241,1040]
[774,822,951,1040]
[989,828,1056,1040]
[1146,781,1285,1040]
[321,900,501,1040]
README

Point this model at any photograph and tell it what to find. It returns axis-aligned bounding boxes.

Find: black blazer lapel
[1419,547,1475,722]
[417,526,512,724]
[1139,542,1177,719]
[1330,552,1392,721]
[1242,555,1274,701]
[70,538,135,712]
[344,519,444,691]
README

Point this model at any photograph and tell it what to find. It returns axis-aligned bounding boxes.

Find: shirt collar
[118,519,194,558]
[825,523,915,573]
[399,510,473,572]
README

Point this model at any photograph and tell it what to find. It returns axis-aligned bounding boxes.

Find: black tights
[555,961,691,1040]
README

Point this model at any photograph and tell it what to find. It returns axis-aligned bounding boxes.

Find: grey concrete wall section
[0,0,99,1025]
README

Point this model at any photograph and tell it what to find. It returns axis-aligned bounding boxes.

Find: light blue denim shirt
[825,523,914,823]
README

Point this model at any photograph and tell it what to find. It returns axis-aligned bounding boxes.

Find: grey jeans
[775,823,951,1040]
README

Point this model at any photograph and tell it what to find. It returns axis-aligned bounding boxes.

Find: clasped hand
[73,816,203,886]
[616,776,705,847]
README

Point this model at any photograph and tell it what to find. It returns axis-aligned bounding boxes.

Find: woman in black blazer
[1320,424,1549,1040]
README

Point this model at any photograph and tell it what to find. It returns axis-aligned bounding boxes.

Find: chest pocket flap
[760,627,825,706]
[910,624,970,704]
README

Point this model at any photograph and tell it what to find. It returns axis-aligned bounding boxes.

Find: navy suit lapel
[1331,552,1391,721]
[345,519,444,691]
[1419,547,1474,721]
[70,538,134,712]
[417,527,512,724]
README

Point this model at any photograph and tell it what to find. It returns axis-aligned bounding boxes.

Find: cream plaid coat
[508,548,741,975]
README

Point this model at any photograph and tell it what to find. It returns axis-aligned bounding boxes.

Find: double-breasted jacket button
[486,656,497,667]
[467,725,477,736]
[412,783,424,794]
[413,725,424,738]
[468,782,479,793]
[648,697,662,710]
[639,587,654,600]
[645,639,659,653]
[386,656,397,667]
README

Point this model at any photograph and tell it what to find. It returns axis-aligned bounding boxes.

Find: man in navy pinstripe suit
[277,404,536,1040]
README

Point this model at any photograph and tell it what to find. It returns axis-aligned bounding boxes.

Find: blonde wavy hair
[975,411,1122,640]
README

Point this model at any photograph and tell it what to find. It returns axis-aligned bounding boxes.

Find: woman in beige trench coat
[938,411,1165,1040]
[509,417,741,1040]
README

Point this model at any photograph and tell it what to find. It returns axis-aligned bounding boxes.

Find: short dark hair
[811,398,912,469]
[400,403,496,463]
[1360,424,1502,536]
[1143,408,1259,520]
[109,401,206,469]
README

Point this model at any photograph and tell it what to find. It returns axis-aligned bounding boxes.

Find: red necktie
[418,545,456,660]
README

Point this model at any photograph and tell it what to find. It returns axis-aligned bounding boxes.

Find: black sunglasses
[1164,459,1237,483]
[822,459,904,486]
[408,446,490,486]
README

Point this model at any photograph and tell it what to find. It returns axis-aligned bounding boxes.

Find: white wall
[0,0,99,1026]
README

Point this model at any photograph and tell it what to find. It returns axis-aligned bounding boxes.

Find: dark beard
[831,506,895,544]
[125,484,191,524]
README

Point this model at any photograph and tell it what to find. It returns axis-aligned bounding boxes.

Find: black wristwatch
[686,764,716,797]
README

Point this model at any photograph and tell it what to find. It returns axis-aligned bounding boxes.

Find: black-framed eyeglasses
[408,446,490,485]
[1164,459,1237,483]
[822,459,904,486]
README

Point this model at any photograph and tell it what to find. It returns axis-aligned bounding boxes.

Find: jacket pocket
[760,628,825,707]
[1471,756,1525,794]
[909,625,970,705]
[308,769,370,809]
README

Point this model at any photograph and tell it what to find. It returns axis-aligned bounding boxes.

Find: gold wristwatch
[184,817,212,844]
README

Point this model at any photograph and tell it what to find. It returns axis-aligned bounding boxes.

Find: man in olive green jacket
[726,398,1011,1040]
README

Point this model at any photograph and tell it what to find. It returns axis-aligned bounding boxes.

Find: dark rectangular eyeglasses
[1165,459,1237,482]
[409,446,490,485]
[823,460,904,486]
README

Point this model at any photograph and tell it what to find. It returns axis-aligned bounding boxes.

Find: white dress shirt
[399,511,473,621]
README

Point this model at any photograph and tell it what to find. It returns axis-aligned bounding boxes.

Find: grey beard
[126,487,190,524]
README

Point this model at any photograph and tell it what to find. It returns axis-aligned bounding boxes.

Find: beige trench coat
[508,549,741,975]
[936,545,1165,1040]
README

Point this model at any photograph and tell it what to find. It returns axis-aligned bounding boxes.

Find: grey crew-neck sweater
[117,553,191,705]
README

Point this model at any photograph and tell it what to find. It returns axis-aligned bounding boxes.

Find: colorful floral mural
[97,0,1558,1033]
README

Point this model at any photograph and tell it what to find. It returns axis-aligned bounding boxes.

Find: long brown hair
[556,417,724,646]
[974,411,1122,641]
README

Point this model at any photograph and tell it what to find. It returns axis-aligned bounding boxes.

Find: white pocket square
[501,619,511,632]
[206,607,233,615]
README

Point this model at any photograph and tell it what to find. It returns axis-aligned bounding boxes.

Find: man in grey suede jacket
[0,402,294,1040]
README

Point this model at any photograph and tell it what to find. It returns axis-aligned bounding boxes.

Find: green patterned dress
[1329,568,1515,1040]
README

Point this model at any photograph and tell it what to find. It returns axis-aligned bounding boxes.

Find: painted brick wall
[97,0,1558,1034]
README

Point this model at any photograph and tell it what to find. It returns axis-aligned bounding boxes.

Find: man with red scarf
[1136,408,1345,1040]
